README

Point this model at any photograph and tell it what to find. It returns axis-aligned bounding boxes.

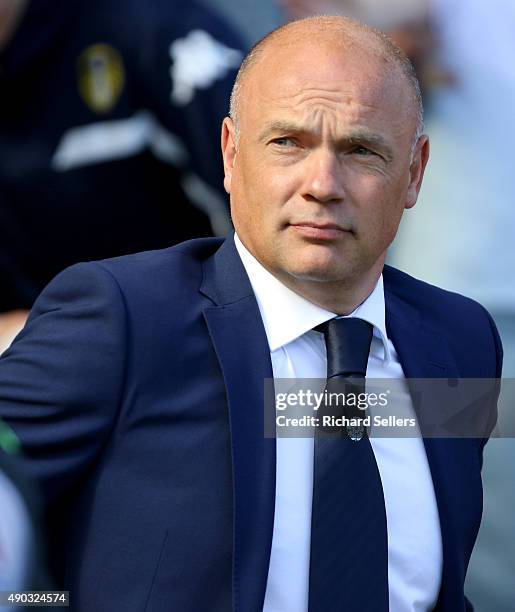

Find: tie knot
[316,317,373,379]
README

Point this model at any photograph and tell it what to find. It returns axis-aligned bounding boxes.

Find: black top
[0,0,245,310]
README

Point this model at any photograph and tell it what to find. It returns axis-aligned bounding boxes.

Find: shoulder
[384,264,487,317]
[94,237,223,288]
[383,265,503,377]
[27,238,222,322]
[42,238,224,318]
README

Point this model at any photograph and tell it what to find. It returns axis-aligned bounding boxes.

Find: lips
[288,221,350,240]
[292,222,343,230]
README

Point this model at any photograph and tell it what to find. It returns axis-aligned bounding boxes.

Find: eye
[352,145,374,156]
[271,137,297,147]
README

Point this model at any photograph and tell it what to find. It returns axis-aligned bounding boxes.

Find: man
[0,0,244,351]
[0,16,502,611]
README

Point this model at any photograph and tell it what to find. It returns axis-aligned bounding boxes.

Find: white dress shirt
[234,234,443,612]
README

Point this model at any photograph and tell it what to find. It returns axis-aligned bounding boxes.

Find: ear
[405,135,429,210]
[221,117,237,194]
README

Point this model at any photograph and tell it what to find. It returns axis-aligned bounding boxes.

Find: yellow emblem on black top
[77,44,125,114]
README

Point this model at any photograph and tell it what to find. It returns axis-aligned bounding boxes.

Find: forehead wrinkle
[272,93,400,134]
[290,86,345,107]
[290,95,342,121]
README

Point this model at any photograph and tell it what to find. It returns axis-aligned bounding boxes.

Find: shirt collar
[234,233,392,363]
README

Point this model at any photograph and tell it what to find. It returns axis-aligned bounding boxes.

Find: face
[222,39,429,300]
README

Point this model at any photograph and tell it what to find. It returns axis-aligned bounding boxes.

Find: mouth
[288,222,351,241]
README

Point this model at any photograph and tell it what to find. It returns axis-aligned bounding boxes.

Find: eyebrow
[258,121,395,161]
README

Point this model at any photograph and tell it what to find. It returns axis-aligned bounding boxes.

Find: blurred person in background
[0,452,35,600]
[281,1,515,610]
[0,0,244,353]
[0,420,49,603]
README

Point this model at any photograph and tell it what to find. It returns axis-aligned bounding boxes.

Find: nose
[302,149,345,204]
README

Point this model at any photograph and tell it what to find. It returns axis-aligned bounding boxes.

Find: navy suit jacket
[0,236,502,611]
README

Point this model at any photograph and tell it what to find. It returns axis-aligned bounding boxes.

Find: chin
[296,269,349,283]
[291,248,347,276]
[286,260,350,283]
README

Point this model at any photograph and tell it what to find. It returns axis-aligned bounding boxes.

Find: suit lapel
[201,237,276,612]
[385,285,477,610]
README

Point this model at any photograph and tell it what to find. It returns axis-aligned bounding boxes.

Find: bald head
[229,16,423,150]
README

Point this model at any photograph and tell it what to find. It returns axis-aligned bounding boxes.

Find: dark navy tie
[308,317,389,612]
